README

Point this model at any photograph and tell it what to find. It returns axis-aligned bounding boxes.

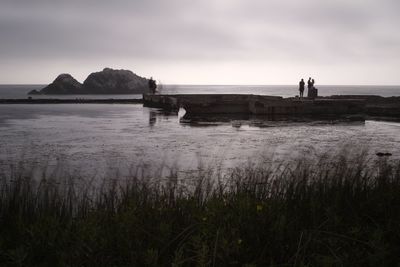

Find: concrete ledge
[143,94,367,117]
[0,98,143,104]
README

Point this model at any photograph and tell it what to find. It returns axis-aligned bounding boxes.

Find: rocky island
[28,68,149,95]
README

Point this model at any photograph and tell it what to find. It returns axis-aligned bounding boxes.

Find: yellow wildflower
[256,204,263,212]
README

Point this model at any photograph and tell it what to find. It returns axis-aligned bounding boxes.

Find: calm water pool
[1,103,399,178]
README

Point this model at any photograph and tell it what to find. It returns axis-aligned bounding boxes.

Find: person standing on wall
[299,78,305,98]
[307,77,312,97]
[311,78,318,98]
[148,77,157,94]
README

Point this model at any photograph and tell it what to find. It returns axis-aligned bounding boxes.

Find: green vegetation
[1,152,400,266]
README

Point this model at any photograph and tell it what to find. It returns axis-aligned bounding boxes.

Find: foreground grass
[1,152,400,266]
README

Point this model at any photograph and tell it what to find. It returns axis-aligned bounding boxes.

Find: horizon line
[1,83,400,87]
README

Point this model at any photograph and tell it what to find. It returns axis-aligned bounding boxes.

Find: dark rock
[83,68,148,94]
[376,152,392,157]
[29,68,150,95]
[39,74,83,94]
[27,89,42,95]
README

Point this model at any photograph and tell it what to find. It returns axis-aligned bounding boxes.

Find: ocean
[1,84,400,178]
[2,84,400,98]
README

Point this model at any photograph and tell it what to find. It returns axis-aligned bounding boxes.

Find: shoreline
[1,153,400,266]
[1,94,400,120]
[143,94,400,119]
[0,98,143,104]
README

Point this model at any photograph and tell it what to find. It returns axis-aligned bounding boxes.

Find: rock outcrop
[27,89,42,95]
[29,74,83,95]
[83,68,148,94]
[29,68,149,95]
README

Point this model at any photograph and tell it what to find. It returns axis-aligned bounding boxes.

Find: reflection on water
[149,109,179,127]
[149,111,157,126]
[180,112,365,128]
[0,104,399,179]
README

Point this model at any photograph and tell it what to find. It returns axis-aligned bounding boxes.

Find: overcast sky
[1,0,399,84]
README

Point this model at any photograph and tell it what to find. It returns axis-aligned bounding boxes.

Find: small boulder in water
[27,89,41,95]
[376,152,392,157]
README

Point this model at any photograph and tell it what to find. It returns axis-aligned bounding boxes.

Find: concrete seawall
[2,94,399,119]
[249,97,365,116]
[143,94,366,117]
[0,98,143,104]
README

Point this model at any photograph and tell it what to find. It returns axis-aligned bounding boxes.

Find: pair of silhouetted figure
[307,77,315,91]
[299,77,317,98]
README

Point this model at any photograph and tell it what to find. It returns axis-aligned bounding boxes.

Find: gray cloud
[0,0,399,84]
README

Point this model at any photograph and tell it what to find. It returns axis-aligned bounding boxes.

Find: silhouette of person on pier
[148,77,157,94]
[299,78,305,98]
[306,77,318,98]
[307,77,312,97]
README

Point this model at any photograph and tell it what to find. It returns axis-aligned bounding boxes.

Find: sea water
[1,85,400,178]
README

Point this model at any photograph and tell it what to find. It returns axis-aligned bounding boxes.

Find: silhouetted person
[311,79,318,98]
[299,78,305,98]
[148,77,157,94]
[307,77,312,97]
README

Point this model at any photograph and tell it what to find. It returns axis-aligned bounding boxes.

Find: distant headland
[28,68,149,95]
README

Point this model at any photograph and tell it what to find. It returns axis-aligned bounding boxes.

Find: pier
[1,94,399,120]
[0,98,143,104]
[143,94,367,117]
